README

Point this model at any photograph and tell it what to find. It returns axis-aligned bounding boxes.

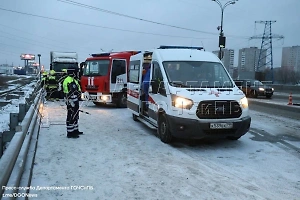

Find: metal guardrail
[0,85,43,198]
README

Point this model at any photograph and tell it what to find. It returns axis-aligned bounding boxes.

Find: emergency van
[127,46,251,143]
[81,51,140,107]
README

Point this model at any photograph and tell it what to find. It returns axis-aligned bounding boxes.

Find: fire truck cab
[81,51,139,107]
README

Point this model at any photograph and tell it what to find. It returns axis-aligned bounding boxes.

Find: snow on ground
[27,101,300,200]
[0,80,37,132]
[0,74,34,92]
[0,100,21,132]
[250,109,300,137]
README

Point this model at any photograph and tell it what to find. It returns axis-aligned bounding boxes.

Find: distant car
[234,79,274,98]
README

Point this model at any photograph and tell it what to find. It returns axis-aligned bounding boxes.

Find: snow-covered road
[27,101,299,200]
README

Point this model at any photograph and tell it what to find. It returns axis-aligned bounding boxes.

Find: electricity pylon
[250,20,284,82]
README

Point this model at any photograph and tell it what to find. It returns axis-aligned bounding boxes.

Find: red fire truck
[80,51,140,107]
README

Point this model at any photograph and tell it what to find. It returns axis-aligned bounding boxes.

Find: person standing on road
[63,65,83,138]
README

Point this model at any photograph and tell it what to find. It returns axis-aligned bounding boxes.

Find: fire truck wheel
[116,93,127,108]
[93,102,102,106]
[158,114,173,144]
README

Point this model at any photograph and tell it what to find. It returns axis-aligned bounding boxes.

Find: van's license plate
[210,123,233,129]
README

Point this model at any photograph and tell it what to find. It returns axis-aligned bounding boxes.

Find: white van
[127,46,251,143]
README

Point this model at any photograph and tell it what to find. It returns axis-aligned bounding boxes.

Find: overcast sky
[0,0,299,69]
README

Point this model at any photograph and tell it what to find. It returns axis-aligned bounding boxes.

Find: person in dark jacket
[63,65,83,138]
[141,64,151,115]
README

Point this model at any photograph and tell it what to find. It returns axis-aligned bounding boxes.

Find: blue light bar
[91,53,110,57]
[158,45,204,50]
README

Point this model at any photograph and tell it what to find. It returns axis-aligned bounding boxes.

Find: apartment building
[281,45,300,72]
[212,49,234,76]
[237,47,268,72]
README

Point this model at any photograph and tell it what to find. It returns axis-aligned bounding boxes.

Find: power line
[0,23,75,46]
[57,0,216,35]
[0,32,66,50]
[57,0,248,39]
[0,27,95,54]
[0,7,215,40]
[0,42,49,55]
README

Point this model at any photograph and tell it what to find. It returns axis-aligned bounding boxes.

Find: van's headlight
[171,94,193,110]
[239,97,248,109]
[259,88,264,91]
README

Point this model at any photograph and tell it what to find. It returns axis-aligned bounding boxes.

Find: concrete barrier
[249,99,300,113]
[271,84,300,94]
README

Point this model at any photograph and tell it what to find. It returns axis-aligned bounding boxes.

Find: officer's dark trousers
[66,101,79,134]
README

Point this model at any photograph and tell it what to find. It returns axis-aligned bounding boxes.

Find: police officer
[57,69,68,99]
[63,65,83,138]
[47,69,59,100]
[41,71,48,88]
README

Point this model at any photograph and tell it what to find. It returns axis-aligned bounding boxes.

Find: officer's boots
[67,131,80,138]
[75,130,83,135]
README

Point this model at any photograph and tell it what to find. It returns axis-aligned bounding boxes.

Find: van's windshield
[162,61,234,88]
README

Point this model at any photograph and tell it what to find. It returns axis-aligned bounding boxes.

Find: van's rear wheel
[158,114,173,143]
[132,114,138,121]
[116,93,127,108]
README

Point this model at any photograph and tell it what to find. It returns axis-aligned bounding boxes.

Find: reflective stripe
[67,128,75,133]
[67,127,78,132]
[67,122,78,132]
[48,86,58,89]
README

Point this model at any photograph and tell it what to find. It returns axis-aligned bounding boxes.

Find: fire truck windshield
[84,60,109,76]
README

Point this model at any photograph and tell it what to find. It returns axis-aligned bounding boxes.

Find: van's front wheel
[158,114,173,143]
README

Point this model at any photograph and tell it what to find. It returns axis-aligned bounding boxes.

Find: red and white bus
[81,51,140,107]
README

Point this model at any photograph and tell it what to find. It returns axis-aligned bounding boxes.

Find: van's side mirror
[151,79,159,94]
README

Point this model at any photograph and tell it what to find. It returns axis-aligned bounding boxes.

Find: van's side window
[152,62,163,82]
[152,62,165,94]
[129,60,140,83]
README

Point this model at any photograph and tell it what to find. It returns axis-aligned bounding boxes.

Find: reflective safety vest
[63,76,81,100]
[47,70,58,89]
[42,72,48,81]
[63,76,81,93]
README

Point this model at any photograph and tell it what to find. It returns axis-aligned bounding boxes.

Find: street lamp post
[37,54,41,81]
[211,0,238,59]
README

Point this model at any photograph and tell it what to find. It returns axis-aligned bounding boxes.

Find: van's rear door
[127,57,143,115]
